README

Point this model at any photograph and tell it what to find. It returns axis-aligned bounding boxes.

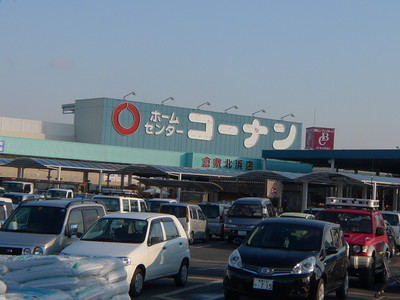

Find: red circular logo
[112,102,141,135]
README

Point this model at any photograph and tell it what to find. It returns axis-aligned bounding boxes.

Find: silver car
[0,199,106,255]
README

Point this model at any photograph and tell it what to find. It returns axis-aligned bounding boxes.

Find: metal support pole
[177,173,182,202]
[98,170,103,192]
[394,189,399,211]
[302,181,309,211]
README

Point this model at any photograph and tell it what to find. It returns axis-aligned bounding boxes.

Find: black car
[223,218,349,300]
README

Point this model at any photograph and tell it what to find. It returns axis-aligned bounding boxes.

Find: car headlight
[23,248,31,255]
[228,250,243,269]
[292,257,316,274]
[352,244,368,253]
[117,256,131,266]
[33,247,44,255]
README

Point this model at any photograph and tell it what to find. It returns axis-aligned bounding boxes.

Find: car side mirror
[376,227,385,236]
[67,224,79,237]
[149,236,161,245]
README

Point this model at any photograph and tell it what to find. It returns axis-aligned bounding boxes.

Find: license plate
[238,231,247,236]
[253,278,273,290]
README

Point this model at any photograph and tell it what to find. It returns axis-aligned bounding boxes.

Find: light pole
[161,97,174,105]
[122,91,135,100]
[224,105,238,113]
[251,109,266,117]
[196,102,211,110]
[281,113,295,120]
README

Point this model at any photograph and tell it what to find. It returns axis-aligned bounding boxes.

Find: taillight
[186,209,189,223]
[219,215,224,223]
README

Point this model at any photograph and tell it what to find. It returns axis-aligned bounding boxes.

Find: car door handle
[163,246,167,250]
[179,242,183,245]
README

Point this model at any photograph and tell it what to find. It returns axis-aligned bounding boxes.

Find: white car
[61,212,191,297]
[381,211,400,250]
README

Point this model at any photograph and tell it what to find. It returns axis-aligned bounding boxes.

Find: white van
[92,195,148,214]
[159,203,208,244]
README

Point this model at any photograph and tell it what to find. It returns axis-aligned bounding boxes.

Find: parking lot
[140,238,400,300]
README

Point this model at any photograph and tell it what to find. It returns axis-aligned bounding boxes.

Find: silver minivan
[224,197,275,242]
[159,203,208,244]
[0,199,106,255]
[198,203,230,240]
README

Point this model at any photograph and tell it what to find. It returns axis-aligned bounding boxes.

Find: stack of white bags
[0,255,131,300]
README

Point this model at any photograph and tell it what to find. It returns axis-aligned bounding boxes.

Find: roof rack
[326,197,379,210]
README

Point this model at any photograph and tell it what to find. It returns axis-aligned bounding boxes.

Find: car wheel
[311,279,325,300]
[129,267,144,297]
[336,270,349,299]
[359,258,375,289]
[224,287,239,300]
[174,260,189,286]
[188,232,194,245]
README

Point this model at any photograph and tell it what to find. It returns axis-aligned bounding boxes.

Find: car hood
[343,232,375,244]
[239,245,318,268]
[0,231,57,247]
[62,240,142,257]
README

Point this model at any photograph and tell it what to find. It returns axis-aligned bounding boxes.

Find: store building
[0,97,309,203]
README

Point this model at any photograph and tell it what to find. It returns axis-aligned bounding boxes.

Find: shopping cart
[375,253,400,298]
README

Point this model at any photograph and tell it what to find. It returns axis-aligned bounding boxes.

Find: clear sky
[1,1,400,150]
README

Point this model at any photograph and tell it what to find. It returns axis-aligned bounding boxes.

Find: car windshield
[227,203,262,218]
[159,205,186,218]
[3,194,23,205]
[147,201,165,213]
[0,206,66,234]
[199,205,220,218]
[247,223,322,251]
[2,182,24,193]
[82,218,148,243]
[93,197,120,212]
[316,211,372,234]
[48,190,67,198]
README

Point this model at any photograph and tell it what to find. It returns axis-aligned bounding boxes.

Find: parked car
[315,197,388,288]
[223,218,349,300]
[381,211,400,251]
[198,202,230,240]
[92,195,148,213]
[278,212,315,219]
[61,212,191,297]
[224,197,275,243]
[146,198,177,213]
[384,220,397,257]
[159,203,208,244]
[1,192,37,206]
[0,199,106,255]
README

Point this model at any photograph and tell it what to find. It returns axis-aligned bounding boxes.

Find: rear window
[199,205,220,218]
[159,205,187,218]
[316,211,372,234]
